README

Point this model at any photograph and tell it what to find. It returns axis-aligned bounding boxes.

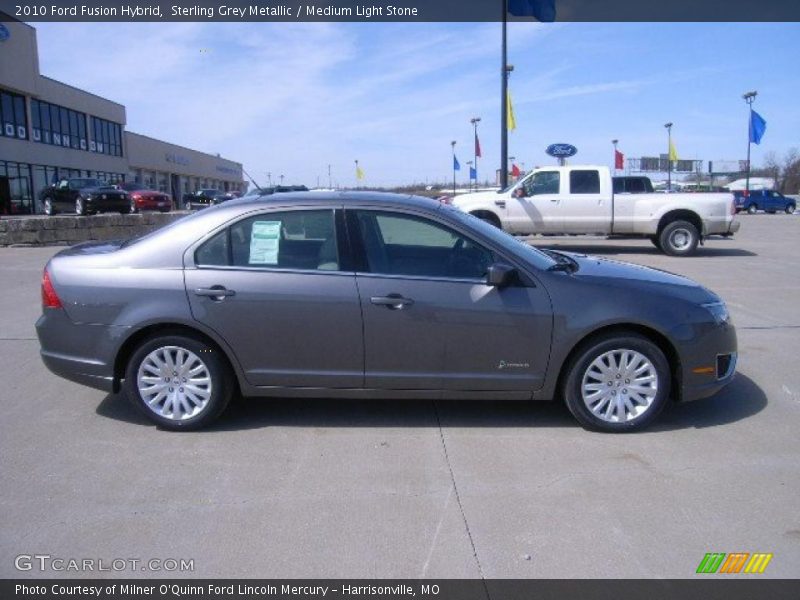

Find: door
[185,208,364,388]
[506,170,563,233]
[349,209,552,392]
[557,169,612,234]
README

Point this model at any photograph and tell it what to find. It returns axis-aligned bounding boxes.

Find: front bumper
[676,320,738,402]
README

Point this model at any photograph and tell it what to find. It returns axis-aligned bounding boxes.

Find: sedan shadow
[95,373,766,433]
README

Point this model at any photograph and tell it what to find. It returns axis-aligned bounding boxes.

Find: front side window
[569,170,601,194]
[354,211,494,280]
[195,210,339,271]
[524,171,560,196]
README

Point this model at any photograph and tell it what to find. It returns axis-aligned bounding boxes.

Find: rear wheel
[123,334,233,431]
[747,204,758,214]
[563,333,671,432]
[659,220,699,256]
[786,204,795,214]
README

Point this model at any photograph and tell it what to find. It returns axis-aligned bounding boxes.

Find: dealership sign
[546,143,578,158]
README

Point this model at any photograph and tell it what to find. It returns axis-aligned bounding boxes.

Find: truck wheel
[785,204,795,214]
[659,220,699,256]
[471,211,501,228]
[649,236,662,251]
[747,204,757,214]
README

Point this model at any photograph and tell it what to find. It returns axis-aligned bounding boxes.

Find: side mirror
[486,263,516,287]
[513,187,526,199]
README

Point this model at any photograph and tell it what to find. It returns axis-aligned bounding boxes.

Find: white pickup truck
[451,165,741,256]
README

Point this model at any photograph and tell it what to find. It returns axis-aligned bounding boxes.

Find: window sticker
[249,221,281,265]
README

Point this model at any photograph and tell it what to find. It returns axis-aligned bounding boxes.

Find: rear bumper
[36,309,124,393]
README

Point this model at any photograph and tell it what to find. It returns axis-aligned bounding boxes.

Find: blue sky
[32,21,800,187]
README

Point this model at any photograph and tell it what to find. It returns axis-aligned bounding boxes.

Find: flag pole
[664,122,673,190]
[500,0,509,189]
[612,139,618,174]
[470,117,481,191]
[743,90,758,198]
[451,140,457,197]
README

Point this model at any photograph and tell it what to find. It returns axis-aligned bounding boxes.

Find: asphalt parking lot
[1,213,798,579]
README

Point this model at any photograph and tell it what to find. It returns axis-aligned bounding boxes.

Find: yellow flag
[668,139,678,161]
[507,89,516,131]
[355,163,365,180]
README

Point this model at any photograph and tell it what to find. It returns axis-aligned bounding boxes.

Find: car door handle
[370,294,414,310]
[550,198,559,202]
[194,286,236,300]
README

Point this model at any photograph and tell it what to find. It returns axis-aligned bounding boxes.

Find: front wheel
[43,197,55,216]
[659,220,699,256]
[786,204,795,214]
[75,198,85,216]
[747,204,758,214]
[563,333,671,432]
[123,334,233,430]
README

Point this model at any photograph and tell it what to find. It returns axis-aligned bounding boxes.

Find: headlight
[701,301,730,325]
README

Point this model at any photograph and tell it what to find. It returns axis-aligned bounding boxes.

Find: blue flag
[453,155,461,171]
[508,0,556,22]
[469,166,477,180]
[749,110,767,145]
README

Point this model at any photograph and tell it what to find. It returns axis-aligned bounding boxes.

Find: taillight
[42,269,63,309]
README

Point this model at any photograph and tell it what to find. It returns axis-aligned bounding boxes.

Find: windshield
[121,182,145,191]
[71,178,104,189]
[442,205,557,270]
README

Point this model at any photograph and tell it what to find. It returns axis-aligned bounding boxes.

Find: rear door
[349,208,551,392]
[557,169,612,234]
[184,207,364,388]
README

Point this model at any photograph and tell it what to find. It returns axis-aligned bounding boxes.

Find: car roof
[220,191,438,211]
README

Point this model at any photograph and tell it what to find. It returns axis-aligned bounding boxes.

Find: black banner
[4,580,800,600]
[2,0,800,22]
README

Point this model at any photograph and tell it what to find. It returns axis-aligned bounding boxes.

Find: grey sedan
[36,193,737,432]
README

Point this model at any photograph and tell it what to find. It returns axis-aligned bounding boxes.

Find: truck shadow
[95,373,766,434]
[533,243,757,258]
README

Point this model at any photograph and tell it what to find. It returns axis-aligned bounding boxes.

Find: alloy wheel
[580,349,658,423]
[136,346,213,421]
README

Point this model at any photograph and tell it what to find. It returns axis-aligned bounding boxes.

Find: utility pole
[743,90,758,198]
[266,172,272,187]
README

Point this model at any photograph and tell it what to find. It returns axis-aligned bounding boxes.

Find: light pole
[279,174,284,185]
[500,0,510,189]
[451,140,457,197]
[743,90,758,197]
[266,172,272,187]
[470,117,481,191]
[612,139,619,174]
[664,123,673,190]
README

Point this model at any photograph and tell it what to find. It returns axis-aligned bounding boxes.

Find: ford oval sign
[546,143,578,158]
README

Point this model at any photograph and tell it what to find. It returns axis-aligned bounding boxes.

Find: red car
[120,183,173,213]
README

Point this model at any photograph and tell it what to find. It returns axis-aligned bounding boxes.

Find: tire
[747,204,757,214]
[75,198,85,216]
[562,332,671,433]
[123,333,233,431]
[658,220,699,256]
[43,197,55,216]
[128,198,138,214]
[786,204,795,214]
[649,236,662,251]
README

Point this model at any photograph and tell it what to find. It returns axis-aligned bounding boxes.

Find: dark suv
[734,189,796,214]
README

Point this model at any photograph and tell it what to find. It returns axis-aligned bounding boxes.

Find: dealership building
[0,19,245,214]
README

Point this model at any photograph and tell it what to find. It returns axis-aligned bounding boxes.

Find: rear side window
[570,170,601,194]
[195,209,339,271]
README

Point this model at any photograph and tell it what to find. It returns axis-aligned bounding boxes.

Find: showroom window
[30,99,87,149]
[0,89,28,140]
[354,211,494,280]
[90,116,123,157]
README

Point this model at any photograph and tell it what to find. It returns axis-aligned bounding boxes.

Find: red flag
[475,134,482,158]
[511,163,521,177]
[614,149,624,170]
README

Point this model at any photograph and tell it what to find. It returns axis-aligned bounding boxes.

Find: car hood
[553,251,718,302]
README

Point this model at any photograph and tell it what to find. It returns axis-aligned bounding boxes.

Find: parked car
[183,189,221,210]
[36,192,737,433]
[733,189,796,214]
[40,178,133,216]
[451,166,740,256]
[613,176,654,194]
[119,182,172,213]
